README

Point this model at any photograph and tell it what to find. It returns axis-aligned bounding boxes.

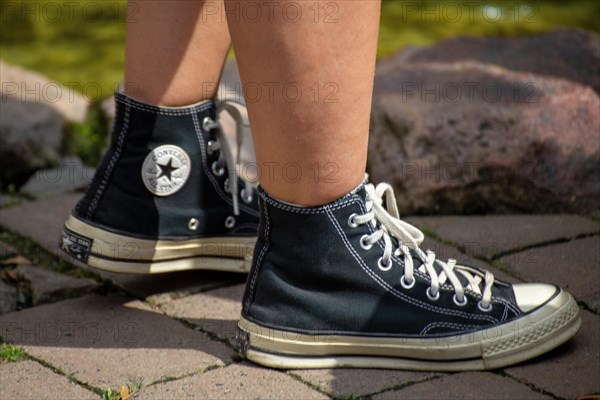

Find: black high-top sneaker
[60,92,259,274]
[238,178,581,370]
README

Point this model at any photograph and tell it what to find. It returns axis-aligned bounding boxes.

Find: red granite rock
[391,28,600,94]
[369,61,600,214]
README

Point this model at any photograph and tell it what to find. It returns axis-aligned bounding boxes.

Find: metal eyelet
[477,301,493,312]
[207,140,217,155]
[359,235,372,250]
[202,116,215,132]
[225,216,236,229]
[347,213,359,228]
[453,294,468,306]
[241,188,253,203]
[400,275,415,290]
[377,257,392,271]
[224,178,231,193]
[188,218,199,231]
[426,287,440,301]
[212,161,225,176]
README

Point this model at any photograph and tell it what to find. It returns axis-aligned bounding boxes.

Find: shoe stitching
[191,113,259,218]
[244,197,271,313]
[361,202,519,315]
[115,93,213,116]
[325,207,499,324]
[87,103,130,219]
[420,321,481,335]
[230,222,259,234]
[76,99,122,216]
[256,178,367,215]
[501,304,509,322]
[363,202,491,303]
[260,193,360,214]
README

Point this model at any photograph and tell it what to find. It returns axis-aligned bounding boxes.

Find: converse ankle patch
[141,144,191,196]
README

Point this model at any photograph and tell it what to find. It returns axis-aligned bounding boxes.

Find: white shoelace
[350,183,495,310]
[202,101,254,216]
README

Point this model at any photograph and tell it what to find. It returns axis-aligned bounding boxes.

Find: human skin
[124,0,381,205]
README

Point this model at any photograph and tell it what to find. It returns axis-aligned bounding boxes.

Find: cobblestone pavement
[0,195,598,399]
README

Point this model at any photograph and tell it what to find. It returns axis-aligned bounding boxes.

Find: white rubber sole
[61,215,255,274]
[238,290,581,371]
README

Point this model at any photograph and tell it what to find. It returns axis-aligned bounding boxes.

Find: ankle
[259,173,368,207]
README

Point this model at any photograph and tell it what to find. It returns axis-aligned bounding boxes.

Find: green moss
[378,0,600,57]
[0,343,26,363]
[65,101,110,166]
[1,0,127,98]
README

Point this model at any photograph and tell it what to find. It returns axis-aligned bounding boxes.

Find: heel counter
[242,196,271,315]
[74,99,130,221]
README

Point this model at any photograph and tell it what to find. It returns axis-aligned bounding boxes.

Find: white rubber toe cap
[512,283,559,313]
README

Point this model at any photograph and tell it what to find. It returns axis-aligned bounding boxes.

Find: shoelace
[350,183,495,311]
[202,101,254,216]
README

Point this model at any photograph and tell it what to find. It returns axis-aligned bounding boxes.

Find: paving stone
[407,215,599,260]
[0,194,79,251]
[0,194,21,208]
[584,294,600,315]
[0,240,17,258]
[133,362,327,399]
[101,270,244,305]
[374,372,551,400]
[505,310,599,399]
[0,280,18,315]
[1,255,32,266]
[15,265,96,305]
[291,369,439,398]
[20,156,95,199]
[0,294,233,389]
[161,284,245,345]
[0,360,98,400]
[497,236,600,311]
[0,194,242,301]
[421,236,519,284]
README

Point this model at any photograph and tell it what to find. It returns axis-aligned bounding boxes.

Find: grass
[0,228,107,282]
[101,386,130,400]
[0,343,26,363]
[65,101,110,166]
[2,0,599,98]
[1,0,598,176]
[378,0,600,56]
[1,0,127,99]
[101,380,143,400]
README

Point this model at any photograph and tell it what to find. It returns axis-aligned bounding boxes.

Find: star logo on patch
[157,157,179,182]
[141,145,191,197]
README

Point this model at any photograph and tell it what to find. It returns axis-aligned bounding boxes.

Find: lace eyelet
[224,178,231,193]
[359,235,372,250]
[188,218,199,231]
[207,140,217,155]
[225,216,236,229]
[400,275,415,289]
[477,301,492,312]
[241,188,253,203]
[202,116,215,132]
[426,287,440,301]
[377,257,392,271]
[453,294,468,306]
[347,213,359,229]
[212,161,225,176]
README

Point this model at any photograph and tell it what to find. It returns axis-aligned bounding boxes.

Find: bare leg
[125,0,232,106]
[226,0,380,205]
